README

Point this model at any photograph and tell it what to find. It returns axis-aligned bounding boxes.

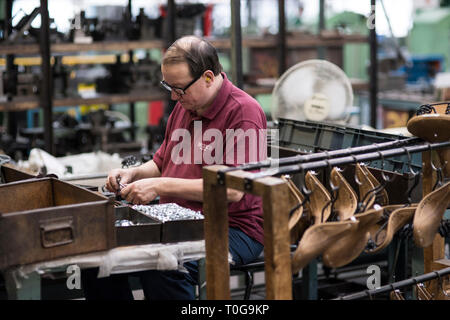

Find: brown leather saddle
[407,102,450,142]
[322,206,383,268]
[329,167,358,221]
[413,181,450,248]
[281,176,309,231]
[291,219,359,274]
[365,204,416,254]
[305,171,332,225]
[416,283,433,300]
[281,176,312,244]
[289,171,361,273]
[390,289,406,300]
[355,163,377,212]
[359,164,389,207]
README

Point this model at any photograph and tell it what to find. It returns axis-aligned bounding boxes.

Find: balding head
[162,36,222,78]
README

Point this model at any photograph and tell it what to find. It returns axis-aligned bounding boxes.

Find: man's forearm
[156,178,203,202]
[132,160,161,180]
[157,178,244,203]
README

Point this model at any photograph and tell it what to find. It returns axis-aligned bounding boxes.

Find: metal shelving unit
[1,0,374,155]
[0,90,167,112]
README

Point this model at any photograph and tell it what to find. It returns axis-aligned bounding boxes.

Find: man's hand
[111,175,244,205]
[119,178,161,205]
[105,168,136,193]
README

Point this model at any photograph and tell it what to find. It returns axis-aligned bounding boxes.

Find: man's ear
[204,70,214,84]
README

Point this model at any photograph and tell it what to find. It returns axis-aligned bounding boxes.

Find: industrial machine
[1,7,65,44]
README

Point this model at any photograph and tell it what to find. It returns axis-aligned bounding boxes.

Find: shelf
[244,79,369,96]
[0,34,367,56]
[0,79,370,112]
[0,40,166,55]
[244,85,274,96]
[208,34,368,49]
[288,34,368,47]
[0,89,167,112]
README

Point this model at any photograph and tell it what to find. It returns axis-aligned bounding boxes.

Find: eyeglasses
[160,74,202,96]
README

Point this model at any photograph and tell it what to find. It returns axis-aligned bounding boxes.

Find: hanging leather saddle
[322,206,383,268]
[365,204,416,254]
[413,181,450,248]
[355,163,377,212]
[305,171,332,224]
[291,218,358,274]
[329,167,358,221]
[281,176,312,244]
[359,164,389,207]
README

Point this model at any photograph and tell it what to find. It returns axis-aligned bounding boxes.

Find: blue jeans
[81,227,263,300]
[138,227,263,300]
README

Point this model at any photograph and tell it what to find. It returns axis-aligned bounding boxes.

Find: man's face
[161,63,206,113]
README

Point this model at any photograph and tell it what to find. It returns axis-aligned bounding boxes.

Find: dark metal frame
[277,0,286,76]
[231,0,243,89]
[39,0,54,154]
[243,140,450,185]
[335,266,450,300]
[217,137,421,182]
[369,0,378,128]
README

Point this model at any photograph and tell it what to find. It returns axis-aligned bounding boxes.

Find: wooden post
[203,165,230,299]
[258,177,292,299]
[203,165,292,300]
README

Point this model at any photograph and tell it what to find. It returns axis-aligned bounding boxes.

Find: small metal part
[116,176,126,191]
[122,155,138,168]
[132,203,204,222]
[115,176,127,201]
[217,172,225,185]
[114,219,137,227]
[244,178,253,191]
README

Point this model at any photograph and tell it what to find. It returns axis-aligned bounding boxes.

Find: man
[92,36,267,300]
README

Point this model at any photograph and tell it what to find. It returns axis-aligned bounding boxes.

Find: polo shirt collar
[195,72,231,121]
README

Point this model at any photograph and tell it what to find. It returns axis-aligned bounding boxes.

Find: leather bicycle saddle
[407,102,450,142]
[322,206,383,268]
[291,219,358,274]
[281,176,308,231]
[416,283,433,300]
[413,181,450,248]
[305,171,332,224]
[365,204,416,254]
[355,163,376,211]
[330,167,358,221]
[390,289,406,300]
[359,165,389,207]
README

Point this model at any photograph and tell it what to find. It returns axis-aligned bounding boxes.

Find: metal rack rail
[217,137,422,184]
[335,267,450,300]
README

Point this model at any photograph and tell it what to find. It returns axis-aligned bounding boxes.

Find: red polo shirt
[153,73,267,244]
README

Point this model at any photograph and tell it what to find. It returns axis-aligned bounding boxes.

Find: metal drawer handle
[40,217,75,248]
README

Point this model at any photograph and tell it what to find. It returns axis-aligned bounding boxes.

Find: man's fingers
[120,185,135,203]
[105,180,115,192]
[107,176,116,191]
[110,174,123,192]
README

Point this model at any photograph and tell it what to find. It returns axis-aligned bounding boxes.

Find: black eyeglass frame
[160,73,203,96]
